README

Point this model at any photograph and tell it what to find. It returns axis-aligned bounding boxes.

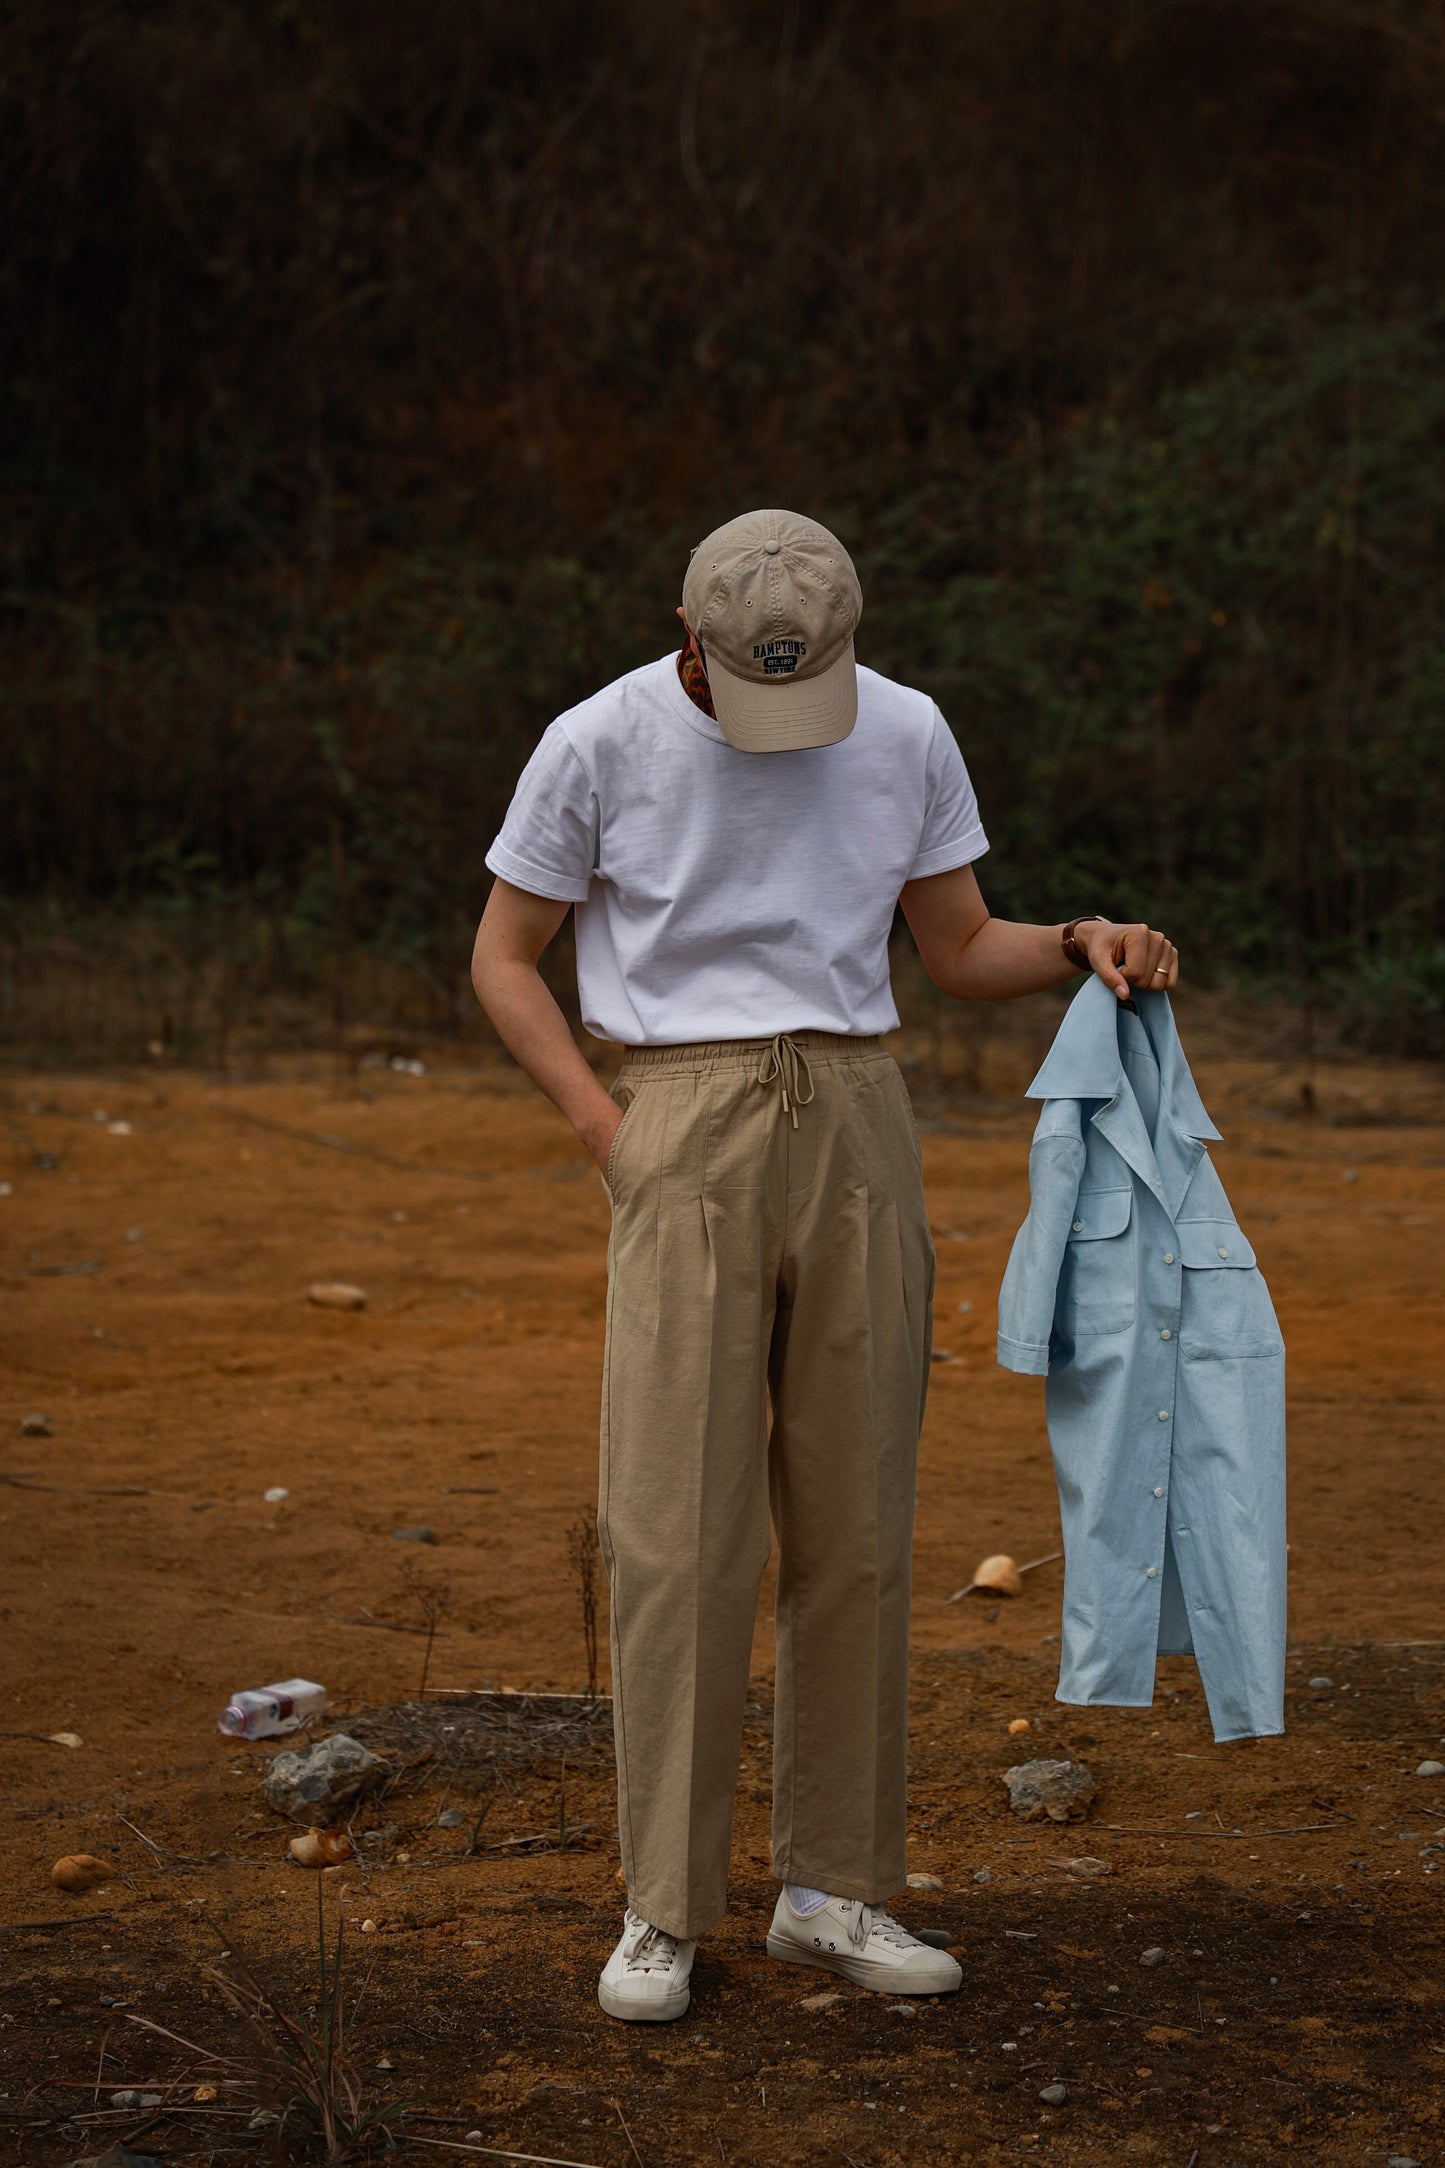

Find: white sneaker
[598,1908,696,2022]
[766,1888,962,1995]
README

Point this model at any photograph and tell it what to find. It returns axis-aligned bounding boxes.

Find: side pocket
[605,1084,638,1200]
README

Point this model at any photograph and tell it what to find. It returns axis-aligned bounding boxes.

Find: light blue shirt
[997,978,1286,1742]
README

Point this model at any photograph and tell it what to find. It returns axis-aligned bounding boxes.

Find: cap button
[763,538,781,555]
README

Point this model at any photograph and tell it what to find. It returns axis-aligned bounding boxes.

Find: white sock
[786,1882,830,1916]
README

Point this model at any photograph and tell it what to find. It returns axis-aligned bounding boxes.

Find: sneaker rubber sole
[598,1977,691,2023]
[765,1931,961,1996]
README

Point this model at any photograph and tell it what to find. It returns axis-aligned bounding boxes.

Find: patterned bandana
[677,632,717,719]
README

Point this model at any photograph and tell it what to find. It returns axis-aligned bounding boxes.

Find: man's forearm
[472,950,619,1166]
[936,917,1079,1001]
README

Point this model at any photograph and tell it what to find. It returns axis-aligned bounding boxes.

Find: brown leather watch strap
[1062,915,1107,972]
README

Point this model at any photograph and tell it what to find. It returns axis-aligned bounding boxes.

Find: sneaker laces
[835,1900,918,1953]
[619,1910,679,1974]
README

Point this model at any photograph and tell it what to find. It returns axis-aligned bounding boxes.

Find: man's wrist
[1061,914,1108,973]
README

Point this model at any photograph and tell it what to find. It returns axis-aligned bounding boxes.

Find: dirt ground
[2,1008,1443,2167]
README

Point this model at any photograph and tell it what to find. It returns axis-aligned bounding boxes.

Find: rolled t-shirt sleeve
[484,723,599,903]
[906,706,989,881]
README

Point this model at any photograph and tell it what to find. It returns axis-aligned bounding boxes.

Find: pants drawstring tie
[758,1033,816,1129]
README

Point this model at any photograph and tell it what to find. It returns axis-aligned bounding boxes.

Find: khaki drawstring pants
[598,1032,936,1940]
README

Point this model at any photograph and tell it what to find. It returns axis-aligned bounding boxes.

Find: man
[471,508,1178,2022]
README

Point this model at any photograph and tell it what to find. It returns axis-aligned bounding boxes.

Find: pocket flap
[1066,1188,1133,1241]
[1178,1219,1257,1269]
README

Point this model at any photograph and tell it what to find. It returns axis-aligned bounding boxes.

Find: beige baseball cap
[682,508,862,752]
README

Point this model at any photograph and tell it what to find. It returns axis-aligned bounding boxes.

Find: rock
[51,1853,110,1893]
[287,1826,356,1868]
[192,2084,218,2103]
[1039,2083,1068,2105]
[392,1525,437,1544]
[1415,1761,1445,1779]
[906,1872,944,1890]
[800,1990,844,2011]
[360,1917,378,1933]
[1008,1717,1032,1735]
[248,2109,280,2129]
[262,1734,386,1824]
[916,1927,954,1949]
[1307,1676,1333,1690]
[49,1731,84,1749]
[973,1553,1024,1597]
[973,1865,992,1883]
[1140,1945,1167,1967]
[888,2002,918,2016]
[263,1485,290,1503]
[308,1281,367,1311]
[1387,2156,1421,2167]
[1003,1759,1098,1822]
[1052,1854,1112,1878]
[20,1412,52,1437]
[438,1807,466,1828]
[465,2134,483,2144]
[64,2151,164,2168]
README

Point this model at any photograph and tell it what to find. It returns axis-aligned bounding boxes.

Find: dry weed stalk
[399,1557,455,1699]
[566,1507,601,1700]
[124,1878,402,2161]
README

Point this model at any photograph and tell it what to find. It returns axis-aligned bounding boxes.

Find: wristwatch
[1062,914,1107,972]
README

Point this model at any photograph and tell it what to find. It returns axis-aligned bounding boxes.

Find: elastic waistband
[618,1031,885,1075]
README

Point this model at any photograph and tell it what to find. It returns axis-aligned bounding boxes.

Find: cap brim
[706,638,858,753]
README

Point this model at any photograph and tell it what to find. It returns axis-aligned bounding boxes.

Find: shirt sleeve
[484,723,599,904]
[905,706,989,882]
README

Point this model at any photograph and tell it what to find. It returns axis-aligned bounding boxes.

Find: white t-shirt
[485,653,988,1045]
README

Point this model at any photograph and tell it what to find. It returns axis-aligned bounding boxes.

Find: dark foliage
[2,1,1443,1047]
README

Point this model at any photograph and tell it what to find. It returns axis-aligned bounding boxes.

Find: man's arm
[900,863,1178,1002]
[470,878,623,1174]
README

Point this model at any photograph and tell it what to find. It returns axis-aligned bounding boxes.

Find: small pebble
[106,1119,134,1136]
[438,1807,466,1828]
[308,1281,368,1311]
[916,1927,954,1949]
[1008,1717,1032,1736]
[888,2002,919,2017]
[126,1227,142,1242]
[465,2135,483,2146]
[930,1348,957,1363]
[0,1181,11,1196]
[249,2108,280,2129]
[906,1872,944,1890]
[1416,1761,1445,1779]
[1140,1946,1167,1967]
[393,1526,438,1544]
[20,1412,53,1437]
[1308,1676,1333,1691]
[1039,2083,1068,2105]
[973,1865,992,1883]
[360,1918,377,1933]
[1059,1855,1112,1879]
[263,1485,290,1503]
[1000,2040,1018,2052]
[799,1990,844,2012]
[1387,2157,1421,2168]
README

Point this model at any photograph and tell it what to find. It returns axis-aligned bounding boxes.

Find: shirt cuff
[485,842,592,905]
[905,826,989,883]
[996,1332,1050,1376]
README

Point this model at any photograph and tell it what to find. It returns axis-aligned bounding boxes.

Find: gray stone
[20,1412,52,1437]
[1387,2157,1421,2167]
[392,1525,437,1544]
[916,1927,954,1949]
[437,1807,466,1828]
[262,1733,386,1824]
[1307,1676,1333,1690]
[1003,1759,1098,1823]
[1415,1760,1445,1779]
[1039,2083,1068,2105]
[1140,1945,1167,1967]
[972,1865,992,1883]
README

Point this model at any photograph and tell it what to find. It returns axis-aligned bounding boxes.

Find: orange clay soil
[1,1012,1442,2166]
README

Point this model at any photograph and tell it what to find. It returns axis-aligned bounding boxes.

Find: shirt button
[1152,1485,1164,1497]
[1163,1251,1175,1264]
[1073,1220,1084,1232]
[1158,1409,1170,1421]
[1146,1566,1158,1579]
[1160,1328,1172,1340]
[1218,1246,1229,1259]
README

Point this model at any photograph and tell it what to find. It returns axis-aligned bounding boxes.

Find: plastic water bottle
[217,1678,327,1740]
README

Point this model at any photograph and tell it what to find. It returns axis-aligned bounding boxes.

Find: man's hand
[582,1097,626,1180]
[1082,919,1179,1000]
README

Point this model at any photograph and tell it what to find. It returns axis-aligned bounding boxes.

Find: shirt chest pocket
[1057,1186,1136,1335]
[1177,1219,1285,1360]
